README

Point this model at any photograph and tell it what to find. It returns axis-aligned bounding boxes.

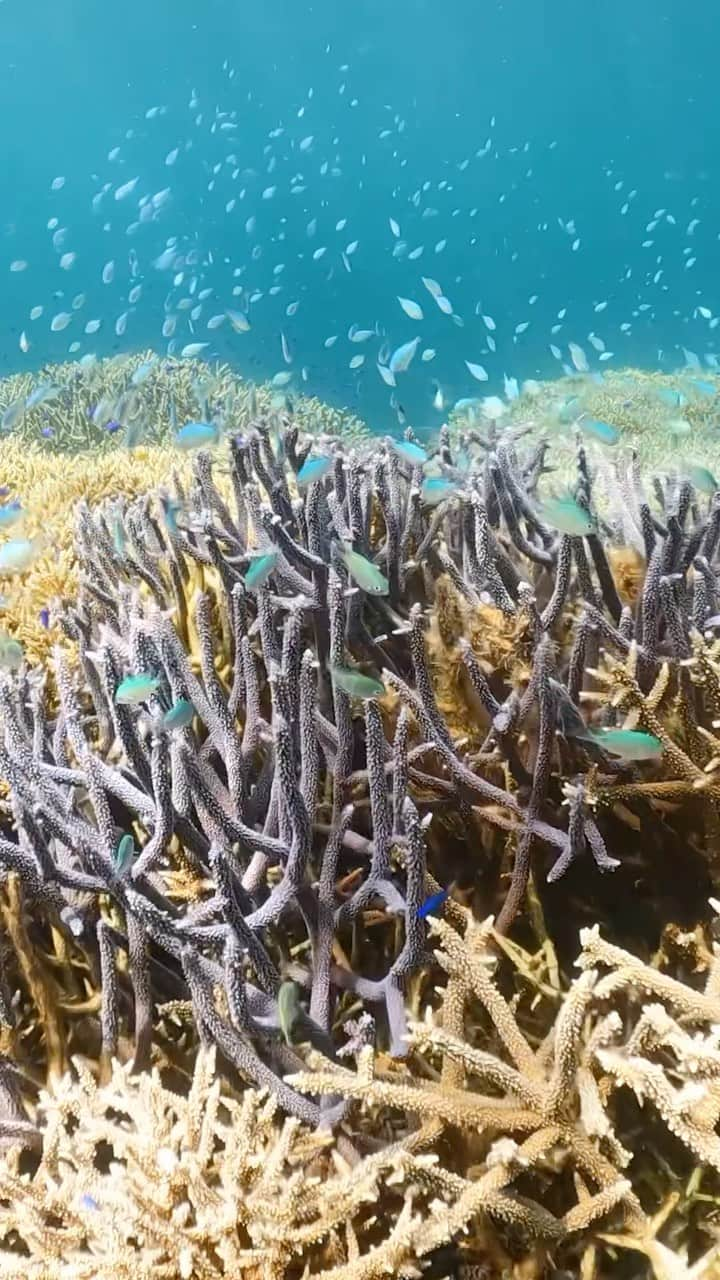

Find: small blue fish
[591,729,663,762]
[389,337,420,374]
[0,502,23,530]
[537,496,594,538]
[0,634,23,673]
[417,888,449,920]
[174,421,219,451]
[685,463,718,495]
[557,396,582,423]
[131,358,158,387]
[104,419,122,435]
[389,437,428,466]
[421,477,456,506]
[161,698,195,731]
[115,673,160,705]
[277,980,303,1045]
[454,397,482,416]
[244,550,279,590]
[297,455,333,488]
[79,1194,99,1212]
[579,417,620,445]
[656,387,687,409]
[159,493,183,536]
[330,666,385,698]
[339,544,389,595]
[0,535,44,575]
[25,383,60,410]
[688,378,717,398]
[38,607,50,629]
[114,833,135,873]
[110,510,126,557]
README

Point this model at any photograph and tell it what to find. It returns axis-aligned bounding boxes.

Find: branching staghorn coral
[1,406,720,1115]
[1,396,720,1277]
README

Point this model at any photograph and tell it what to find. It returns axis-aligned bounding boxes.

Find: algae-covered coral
[1,359,720,1276]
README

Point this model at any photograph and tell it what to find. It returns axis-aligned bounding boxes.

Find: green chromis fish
[591,729,663,762]
[296,454,333,488]
[0,502,23,531]
[0,534,45,575]
[25,383,60,409]
[0,633,23,673]
[115,673,161,706]
[114,833,135,874]
[131,357,158,387]
[277,980,303,1046]
[174,421,219,451]
[421,476,456,506]
[688,378,717,398]
[161,698,195,731]
[556,395,582,423]
[1,398,25,432]
[685,463,718,495]
[339,544,389,595]
[656,387,687,409]
[330,665,385,699]
[244,549,279,590]
[579,417,620,445]
[159,493,184,536]
[388,437,428,466]
[536,496,594,538]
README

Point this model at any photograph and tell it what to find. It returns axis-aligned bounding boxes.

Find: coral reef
[455,366,720,478]
[0,353,370,453]
[0,438,189,666]
[5,917,720,1277]
[0,377,719,1274]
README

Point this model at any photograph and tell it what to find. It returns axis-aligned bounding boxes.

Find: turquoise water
[1,0,718,434]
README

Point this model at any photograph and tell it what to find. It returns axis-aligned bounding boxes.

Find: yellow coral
[0,439,193,664]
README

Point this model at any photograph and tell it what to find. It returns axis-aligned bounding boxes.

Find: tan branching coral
[286,910,720,1279]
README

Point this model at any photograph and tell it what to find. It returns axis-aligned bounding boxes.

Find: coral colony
[2,360,720,1275]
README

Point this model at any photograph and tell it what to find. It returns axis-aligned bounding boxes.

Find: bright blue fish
[0,535,45,575]
[131,358,158,387]
[579,417,620,445]
[557,396,582,423]
[161,698,195,731]
[417,888,449,920]
[388,337,420,374]
[114,833,135,873]
[689,378,717,398]
[656,387,687,409]
[0,502,23,530]
[421,477,456,506]
[297,455,333,488]
[389,438,428,466]
[115,673,160,705]
[159,493,183,536]
[339,544,389,595]
[174,421,219,451]
[244,550,279,590]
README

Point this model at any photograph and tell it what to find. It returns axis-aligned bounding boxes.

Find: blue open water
[0,0,718,433]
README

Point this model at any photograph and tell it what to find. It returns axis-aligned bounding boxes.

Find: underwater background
[2,0,719,433]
